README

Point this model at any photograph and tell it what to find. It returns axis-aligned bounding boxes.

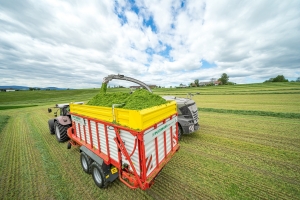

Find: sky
[0,0,300,89]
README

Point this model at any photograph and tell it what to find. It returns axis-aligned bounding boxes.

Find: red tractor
[48,102,83,143]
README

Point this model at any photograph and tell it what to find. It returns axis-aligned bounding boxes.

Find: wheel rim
[55,126,61,139]
[93,168,102,185]
[82,156,88,170]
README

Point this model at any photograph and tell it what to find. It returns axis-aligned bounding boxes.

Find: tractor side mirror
[48,108,52,113]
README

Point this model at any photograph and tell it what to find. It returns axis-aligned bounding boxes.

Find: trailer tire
[48,119,55,135]
[91,162,108,188]
[54,121,70,143]
[80,152,92,174]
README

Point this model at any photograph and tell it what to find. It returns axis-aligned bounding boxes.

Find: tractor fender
[55,116,72,126]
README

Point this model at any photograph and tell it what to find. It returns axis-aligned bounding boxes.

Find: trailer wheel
[80,152,92,174]
[48,119,55,135]
[54,121,70,143]
[91,162,107,188]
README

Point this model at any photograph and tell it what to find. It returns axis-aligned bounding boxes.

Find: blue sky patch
[159,45,172,57]
[114,1,127,25]
[201,59,216,69]
[146,47,155,55]
[143,15,157,32]
[128,0,139,14]
[181,0,186,8]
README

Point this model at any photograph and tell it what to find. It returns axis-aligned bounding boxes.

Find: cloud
[0,0,299,89]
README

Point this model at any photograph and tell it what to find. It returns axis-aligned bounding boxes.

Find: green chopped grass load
[87,92,130,107]
[100,83,108,93]
[122,89,167,110]
[87,89,167,110]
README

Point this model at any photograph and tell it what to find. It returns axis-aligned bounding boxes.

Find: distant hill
[0,86,70,90]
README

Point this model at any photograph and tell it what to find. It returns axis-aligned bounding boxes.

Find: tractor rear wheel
[91,162,108,188]
[80,152,93,174]
[54,121,70,142]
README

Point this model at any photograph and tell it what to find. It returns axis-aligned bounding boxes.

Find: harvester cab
[162,95,199,139]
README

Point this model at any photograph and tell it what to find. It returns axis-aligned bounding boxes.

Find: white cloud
[0,0,299,89]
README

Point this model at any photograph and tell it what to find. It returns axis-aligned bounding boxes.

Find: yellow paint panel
[70,101,177,130]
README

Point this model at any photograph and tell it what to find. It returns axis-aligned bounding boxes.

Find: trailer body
[68,102,180,190]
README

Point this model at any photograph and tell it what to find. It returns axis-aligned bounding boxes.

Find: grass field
[0,82,299,199]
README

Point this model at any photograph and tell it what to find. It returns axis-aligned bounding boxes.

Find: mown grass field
[0,82,299,199]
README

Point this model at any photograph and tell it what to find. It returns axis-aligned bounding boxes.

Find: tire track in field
[0,116,20,199]
[196,140,300,180]
[198,127,300,165]
[169,152,279,200]
[149,169,219,200]
[185,144,300,187]
[182,132,300,181]
[18,114,47,199]
[176,142,299,200]
[25,109,98,200]
[202,124,300,151]
[0,114,50,199]
[193,139,300,178]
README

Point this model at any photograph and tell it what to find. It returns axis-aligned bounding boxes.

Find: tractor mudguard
[56,116,72,126]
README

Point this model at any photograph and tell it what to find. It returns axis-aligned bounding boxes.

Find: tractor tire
[91,162,108,188]
[54,121,70,143]
[80,152,93,174]
[48,119,55,135]
[178,125,183,140]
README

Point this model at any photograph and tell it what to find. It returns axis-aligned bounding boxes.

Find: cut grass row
[0,115,10,133]
[193,94,300,113]
[198,107,300,119]
[0,105,37,110]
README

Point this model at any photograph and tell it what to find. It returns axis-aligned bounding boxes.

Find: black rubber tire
[91,162,108,188]
[80,152,93,174]
[54,121,70,143]
[48,119,55,135]
[178,125,183,140]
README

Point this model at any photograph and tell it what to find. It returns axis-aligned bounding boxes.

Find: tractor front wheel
[54,121,70,142]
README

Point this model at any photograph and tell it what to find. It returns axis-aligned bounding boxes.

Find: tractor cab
[48,103,72,117]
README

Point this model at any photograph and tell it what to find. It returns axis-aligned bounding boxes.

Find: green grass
[0,115,10,133]
[0,82,299,199]
[154,82,300,95]
[198,107,300,119]
[0,105,38,110]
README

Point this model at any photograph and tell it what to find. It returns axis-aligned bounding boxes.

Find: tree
[194,79,199,87]
[219,73,229,85]
[264,75,288,83]
[296,77,300,82]
[273,75,288,82]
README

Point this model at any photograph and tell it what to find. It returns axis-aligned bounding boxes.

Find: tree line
[264,75,300,83]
